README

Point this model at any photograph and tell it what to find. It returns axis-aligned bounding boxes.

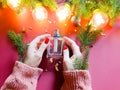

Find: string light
[90,11,109,30]
[7,0,20,8]
[32,6,48,20]
[56,3,71,21]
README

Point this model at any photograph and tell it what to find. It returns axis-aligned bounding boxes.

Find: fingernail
[64,45,67,50]
[45,38,49,44]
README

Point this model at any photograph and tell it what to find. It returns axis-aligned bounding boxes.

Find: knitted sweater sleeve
[61,70,92,90]
[0,61,43,90]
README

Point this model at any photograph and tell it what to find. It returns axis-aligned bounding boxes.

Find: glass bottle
[47,29,64,59]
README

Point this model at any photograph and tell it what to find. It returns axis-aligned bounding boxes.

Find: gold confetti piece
[64,24,67,26]
[58,61,62,64]
[55,63,59,71]
[28,27,32,30]
[74,29,77,32]
[22,27,26,33]
[50,58,53,63]
[55,66,59,71]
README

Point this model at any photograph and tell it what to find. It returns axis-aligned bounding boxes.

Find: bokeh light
[90,11,109,30]
[56,3,71,21]
[32,6,48,20]
[7,0,20,8]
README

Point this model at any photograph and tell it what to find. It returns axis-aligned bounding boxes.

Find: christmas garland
[70,0,120,24]
[0,0,120,24]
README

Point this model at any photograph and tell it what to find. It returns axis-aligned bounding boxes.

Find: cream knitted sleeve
[0,61,43,90]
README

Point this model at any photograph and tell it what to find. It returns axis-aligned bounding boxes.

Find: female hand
[63,36,82,71]
[24,34,51,67]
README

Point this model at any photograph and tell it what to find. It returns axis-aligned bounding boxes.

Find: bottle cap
[53,29,60,37]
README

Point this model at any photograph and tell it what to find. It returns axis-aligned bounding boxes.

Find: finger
[63,36,82,57]
[30,34,51,47]
[36,38,49,57]
[63,45,70,61]
[29,34,51,50]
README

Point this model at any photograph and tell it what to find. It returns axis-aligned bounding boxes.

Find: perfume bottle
[47,29,64,59]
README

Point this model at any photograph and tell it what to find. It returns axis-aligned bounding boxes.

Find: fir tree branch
[8,30,28,62]
[77,24,102,48]
[81,46,89,70]
[73,57,83,70]
[73,47,89,70]
[74,25,102,70]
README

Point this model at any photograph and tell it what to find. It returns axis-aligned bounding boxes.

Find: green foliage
[98,0,120,24]
[73,47,89,70]
[14,0,39,13]
[71,0,97,18]
[20,0,39,9]
[8,31,28,62]
[70,0,120,23]
[84,0,98,18]
[0,0,120,23]
[0,0,7,8]
[41,0,57,10]
[73,57,83,70]
[81,46,89,70]
[74,25,102,70]
[0,0,57,10]
[70,0,81,18]
[20,0,58,10]
[77,24,102,49]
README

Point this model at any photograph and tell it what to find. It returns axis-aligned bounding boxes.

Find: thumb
[36,38,49,57]
[63,45,69,61]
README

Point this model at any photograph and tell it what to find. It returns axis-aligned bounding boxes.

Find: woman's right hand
[24,34,51,67]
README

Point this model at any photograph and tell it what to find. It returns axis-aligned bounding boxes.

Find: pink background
[0,2,120,90]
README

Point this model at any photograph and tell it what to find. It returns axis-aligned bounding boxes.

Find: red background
[0,4,120,90]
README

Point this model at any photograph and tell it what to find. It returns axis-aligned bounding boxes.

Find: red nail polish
[64,45,67,50]
[45,38,49,44]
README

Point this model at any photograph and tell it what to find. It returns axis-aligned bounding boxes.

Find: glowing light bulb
[90,12,109,30]
[56,4,71,21]
[7,0,20,8]
[33,6,48,20]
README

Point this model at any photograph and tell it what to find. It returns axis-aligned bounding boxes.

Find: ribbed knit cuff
[13,61,43,78]
[62,70,92,90]
[0,61,43,90]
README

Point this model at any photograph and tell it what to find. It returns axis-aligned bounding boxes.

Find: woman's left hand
[63,36,82,71]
